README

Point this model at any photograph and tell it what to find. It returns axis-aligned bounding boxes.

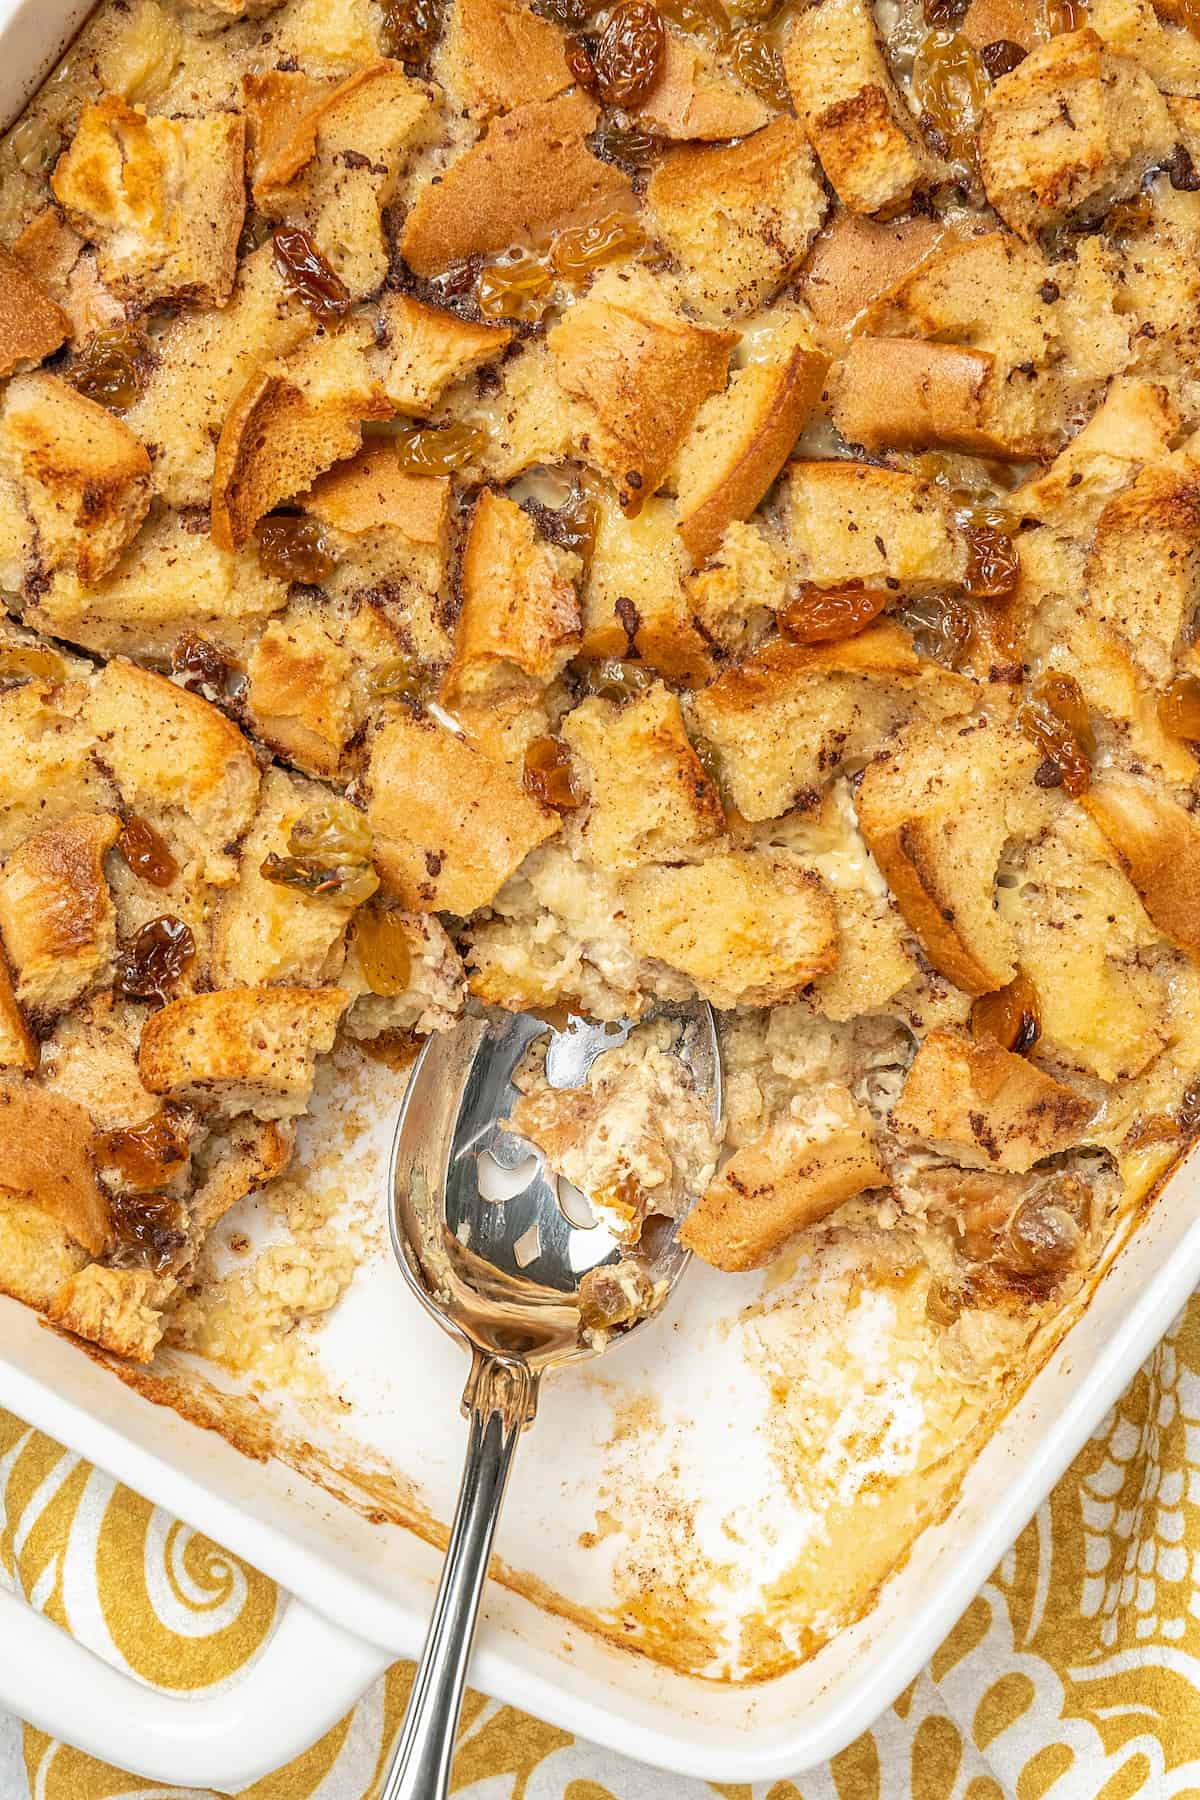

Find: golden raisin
[981,37,1026,75]
[589,118,659,170]
[391,420,485,474]
[523,735,583,811]
[728,28,790,105]
[526,486,599,561]
[255,515,337,584]
[261,855,380,905]
[971,971,1041,1055]
[66,325,154,411]
[656,0,731,46]
[895,594,973,668]
[548,211,644,279]
[1001,1179,1090,1278]
[272,226,351,323]
[378,0,440,59]
[172,631,233,694]
[1106,192,1153,241]
[109,1189,189,1273]
[1179,1077,1200,1134]
[913,29,987,174]
[1045,0,1086,30]
[116,816,178,889]
[1019,674,1093,797]
[115,916,195,1005]
[0,645,66,683]
[1159,674,1200,739]
[96,1111,190,1193]
[592,0,665,105]
[780,583,889,644]
[578,1259,656,1332]
[370,654,428,702]
[962,520,1019,598]
[353,908,414,997]
[288,800,373,864]
[924,0,967,21]
[476,248,555,321]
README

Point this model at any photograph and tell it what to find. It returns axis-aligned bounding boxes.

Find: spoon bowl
[379,999,721,1799]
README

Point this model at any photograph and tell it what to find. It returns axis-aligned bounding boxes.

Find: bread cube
[892,1029,1094,1172]
[439,0,571,117]
[254,60,436,299]
[782,460,969,590]
[675,346,829,564]
[380,294,512,415]
[784,0,939,216]
[139,986,347,1120]
[798,211,946,338]
[48,1264,170,1363]
[0,813,119,1022]
[1082,776,1200,960]
[303,447,453,667]
[1091,0,1200,96]
[689,621,973,821]
[999,811,1167,1082]
[561,682,725,870]
[979,29,1174,239]
[0,242,69,377]
[0,372,151,585]
[633,29,769,140]
[126,242,313,510]
[548,267,735,511]
[245,610,355,778]
[832,338,1021,459]
[684,517,791,654]
[368,712,559,913]
[443,490,580,704]
[29,509,289,664]
[1089,453,1200,683]
[1011,377,1178,534]
[0,676,115,858]
[211,769,357,988]
[681,1082,885,1269]
[83,661,260,884]
[342,910,466,1040]
[855,711,1045,994]
[621,851,838,1007]
[580,494,716,684]
[52,95,245,307]
[401,92,634,277]
[646,119,827,325]
[0,952,36,1072]
[961,0,1042,49]
[212,321,391,551]
[0,1077,111,1258]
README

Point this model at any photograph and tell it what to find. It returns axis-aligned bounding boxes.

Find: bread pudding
[0,0,1197,1424]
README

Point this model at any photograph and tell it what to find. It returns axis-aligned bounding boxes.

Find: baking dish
[2,0,1200,1787]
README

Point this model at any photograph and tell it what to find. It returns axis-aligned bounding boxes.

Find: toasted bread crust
[678,347,830,564]
[368,712,559,913]
[138,986,348,1118]
[682,1083,886,1269]
[0,813,120,1021]
[0,1077,111,1256]
[549,272,735,510]
[1082,778,1200,958]
[0,242,69,377]
[892,1029,1095,1172]
[401,92,634,276]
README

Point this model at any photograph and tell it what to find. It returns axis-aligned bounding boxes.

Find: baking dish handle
[0,1580,390,1788]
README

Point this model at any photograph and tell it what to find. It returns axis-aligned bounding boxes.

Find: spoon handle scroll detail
[380,1356,533,1800]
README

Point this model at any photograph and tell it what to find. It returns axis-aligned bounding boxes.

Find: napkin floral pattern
[6,1300,1200,1800]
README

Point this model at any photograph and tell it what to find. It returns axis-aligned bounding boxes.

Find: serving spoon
[379,999,721,1800]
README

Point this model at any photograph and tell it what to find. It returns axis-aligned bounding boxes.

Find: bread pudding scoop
[386,1000,719,1796]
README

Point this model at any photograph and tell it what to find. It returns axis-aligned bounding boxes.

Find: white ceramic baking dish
[3,2,1200,1786]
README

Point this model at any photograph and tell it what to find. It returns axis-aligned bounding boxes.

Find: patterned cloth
[4,1302,1200,1799]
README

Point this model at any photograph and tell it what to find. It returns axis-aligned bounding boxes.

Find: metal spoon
[379,999,721,1800]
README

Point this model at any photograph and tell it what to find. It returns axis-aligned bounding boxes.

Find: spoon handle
[380,1356,533,1800]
